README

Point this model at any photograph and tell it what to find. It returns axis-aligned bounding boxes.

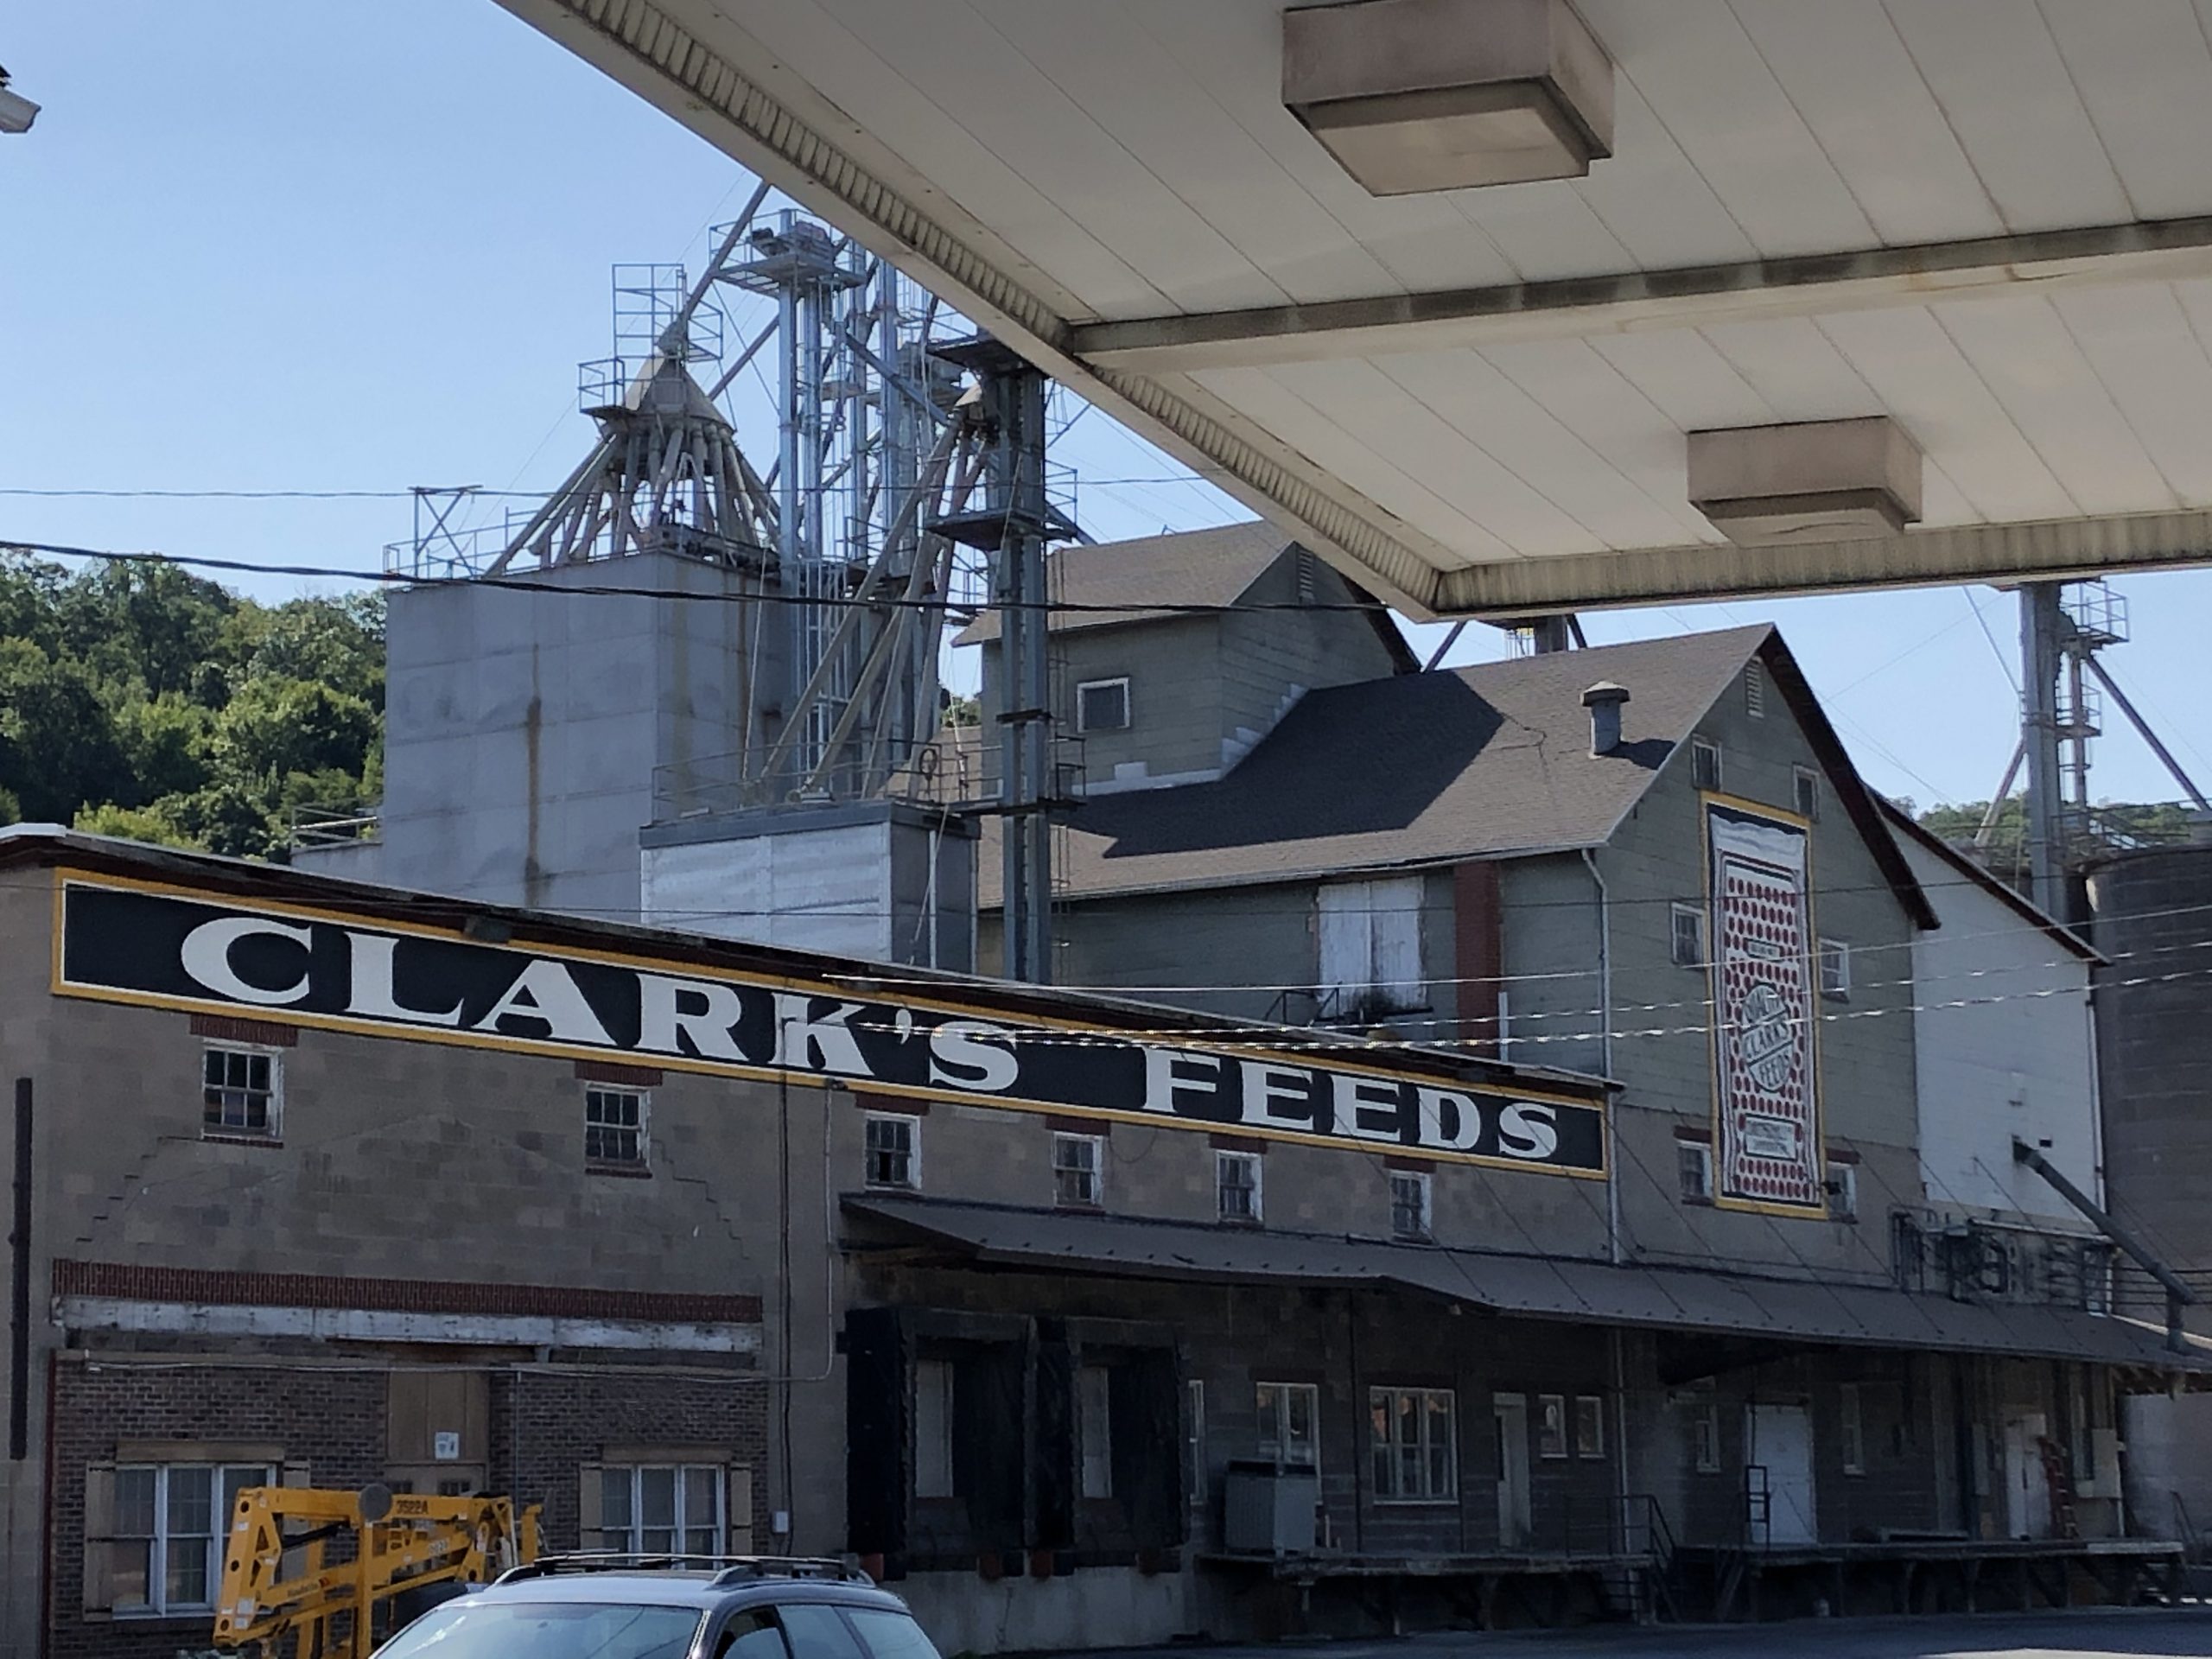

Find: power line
[0,537,1404,620]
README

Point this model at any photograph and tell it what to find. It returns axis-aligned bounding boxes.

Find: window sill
[105,1610,217,1624]
[201,1132,282,1149]
[864,1179,918,1194]
[1372,1496,1459,1508]
[586,1162,652,1179]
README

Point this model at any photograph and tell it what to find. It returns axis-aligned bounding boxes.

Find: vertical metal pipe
[8,1077,28,1463]
[2020,584,2067,918]
[1013,367,1052,986]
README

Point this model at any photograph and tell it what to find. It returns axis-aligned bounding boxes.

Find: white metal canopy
[493,0,2212,617]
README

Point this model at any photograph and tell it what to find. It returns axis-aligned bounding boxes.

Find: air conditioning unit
[1223,1460,1321,1555]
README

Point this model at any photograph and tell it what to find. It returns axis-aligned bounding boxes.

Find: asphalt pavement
[1088,1608,2212,1659]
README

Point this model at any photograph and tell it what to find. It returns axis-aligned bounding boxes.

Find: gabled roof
[953,521,1419,672]
[1876,797,2102,963]
[955,522,1287,645]
[998,625,1935,928]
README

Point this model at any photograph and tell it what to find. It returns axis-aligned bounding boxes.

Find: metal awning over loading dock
[494,1,2212,616]
[844,1194,2212,1378]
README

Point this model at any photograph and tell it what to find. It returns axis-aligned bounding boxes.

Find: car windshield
[373,1599,704,1658]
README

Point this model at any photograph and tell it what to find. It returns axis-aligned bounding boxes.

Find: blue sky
[7,2,2212,811]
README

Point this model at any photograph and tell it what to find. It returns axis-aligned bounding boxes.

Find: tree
[0,553,386,857]
[0,638,133,823]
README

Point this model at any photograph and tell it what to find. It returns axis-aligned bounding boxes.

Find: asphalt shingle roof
[952,521,1300,645]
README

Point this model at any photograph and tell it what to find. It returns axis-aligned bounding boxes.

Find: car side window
[717,1610,792,1659]
[845,1608,945,1659]
[775,1605,870,1659]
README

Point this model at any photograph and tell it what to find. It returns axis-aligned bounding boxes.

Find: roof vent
[1687,417,1923,546]
[1282,0,1614,195]
[1582,681,1630,756]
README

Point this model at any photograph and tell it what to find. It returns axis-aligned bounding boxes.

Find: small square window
[1536,1394,1568,1459]
[1053,1133,1103,1208]
[1691,738,1722,792]
[1818,938,1851,1001]
[202,1046,279,1140]
[1678,1141,1713,1203]
[583,1087,647,1166]
[864,1114,918,1190]
[1744,663,1766,719]
[1827,1162,1859,1223]
[1389,1171,1432,1240]
[1075,678,1130,734]
[1217,1151,1262,1224]
[1670,903,1707,969]
[1574,1395,1605,1459]
[1793,765,1821,822]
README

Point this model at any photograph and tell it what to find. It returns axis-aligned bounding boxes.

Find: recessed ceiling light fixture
[1282,0,1614,194]
[1687,418,1924,547]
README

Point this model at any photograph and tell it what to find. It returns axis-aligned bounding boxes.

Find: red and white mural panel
[1705,798,1825,1212]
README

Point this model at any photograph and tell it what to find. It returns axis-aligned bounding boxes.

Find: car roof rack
[496,1553,875,1587]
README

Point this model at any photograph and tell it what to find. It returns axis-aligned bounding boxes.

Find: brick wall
[46,1357,767,1659]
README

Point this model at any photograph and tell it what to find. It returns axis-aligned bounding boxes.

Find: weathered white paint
[1896,832,2101,1223]
[56,1297,761,1354]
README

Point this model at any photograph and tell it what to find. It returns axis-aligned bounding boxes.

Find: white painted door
[2005,1413,2053,1539]
[1746,1404,1817,1545]
[1495,1394,1533,1548]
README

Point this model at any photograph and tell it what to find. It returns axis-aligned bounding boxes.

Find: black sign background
[55,878,1605,1176]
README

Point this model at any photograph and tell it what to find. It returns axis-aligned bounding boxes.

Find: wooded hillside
[0,552,383,859]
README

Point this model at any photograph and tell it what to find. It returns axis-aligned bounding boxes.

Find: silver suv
[372,1556,944,1659]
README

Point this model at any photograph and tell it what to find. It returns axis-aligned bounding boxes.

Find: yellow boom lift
[210,1482,542,1657]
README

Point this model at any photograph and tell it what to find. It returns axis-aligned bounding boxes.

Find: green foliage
[0,551,384,859]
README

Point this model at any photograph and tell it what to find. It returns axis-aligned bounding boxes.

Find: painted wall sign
[1703,795,1825,1213]
[54,875,1606,1179]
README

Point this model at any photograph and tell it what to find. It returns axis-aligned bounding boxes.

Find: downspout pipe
[2012,1138,2195,1352]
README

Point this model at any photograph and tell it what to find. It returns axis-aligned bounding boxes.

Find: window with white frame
[1691,738,1723,791]
[1574,1395,1605,1459]
[1745,662,1766,719]
[1678,1141,1713,1203]
[1075,677,1131,733]
[1840,1382,1865,1475]
[1693,1402,1721,1473]
[1256,1381,1319,1470]
[1053,1133,1103,1208]
[1793,765,1821,822]
[1389,1170,1432,1240]
[113,1462,271,1614]
[1370,1387,1456,1502]
[1077,1364,1114,1498]
[1670,903,1707,969]
[1317,876,1425,1018]
[1537,1393,1568,1459]
[864,1113,919,1190]
[599,1464,724,1559]
[1818,938,1851,1001]
[1216,1151,1262,1224]
[583,1086,647,1166]
[914,1359,956,1499]
[1827,1162,1859,1223]
[202,1046,279,1139]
